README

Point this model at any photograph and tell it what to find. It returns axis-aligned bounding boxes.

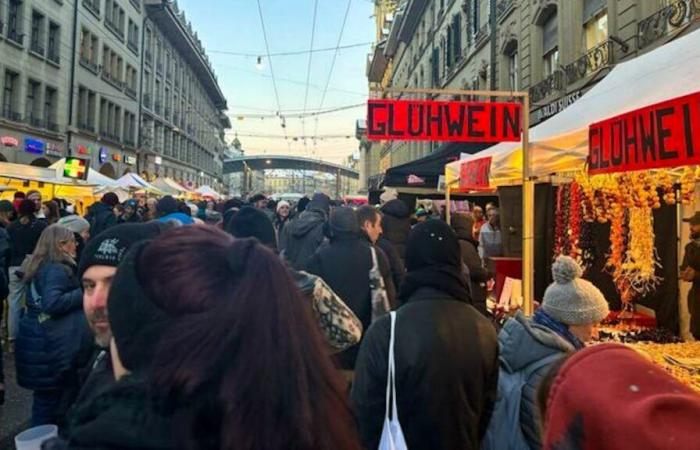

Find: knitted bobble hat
[542,256,610,326]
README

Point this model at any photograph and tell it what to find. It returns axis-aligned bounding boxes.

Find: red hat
[543,344,700,450]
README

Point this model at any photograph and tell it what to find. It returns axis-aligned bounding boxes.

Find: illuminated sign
[124,155,136,165]
[45,143,63,157]
[24,138,45,155]
[154,156,162,165]
[63,157,89,180]
[367,99,521,142]
[112,154,122,162]
[77,145,91,155]
[1,136,19,147]
[99,147,109,163]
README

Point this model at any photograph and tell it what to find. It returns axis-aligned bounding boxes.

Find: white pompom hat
[542,256,610,325]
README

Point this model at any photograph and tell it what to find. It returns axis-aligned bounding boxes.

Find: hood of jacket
[289,210,325,238]
[498,311,574,373]
[380,199,410,219]
[452,213,475,241]
[90,201,113,215]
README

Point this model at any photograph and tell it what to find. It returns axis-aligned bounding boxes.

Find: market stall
[195,185,223,200]
[116,173,165,195]
[152,177,190,198]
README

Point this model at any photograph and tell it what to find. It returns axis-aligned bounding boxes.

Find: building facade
[0,0,229,190]
[363,0,700,190]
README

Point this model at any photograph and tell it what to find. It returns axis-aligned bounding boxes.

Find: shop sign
[1,136,19,147]
[588,91,700,175]
[406,174,425,185]
[24,138,45,155]
[459,157,492,191]
[64,157,89,180]
[98,147,109,164]
[45,143,63,158]
[77,145,92,155]
[124,155,137,165]
[534,90,581,122]
[367,99,521,142]
[112,154,122,162]
[155,156,162,165]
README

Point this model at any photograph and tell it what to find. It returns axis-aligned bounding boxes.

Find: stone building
[363,0,700,190]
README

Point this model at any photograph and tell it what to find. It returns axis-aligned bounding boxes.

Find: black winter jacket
[453,215,492,317]
[306,235,396,370]
[352,287,499,450]
[280,209,327,270]
[85,202,117,238]
[376,236,405,292]
[380,200,412,261]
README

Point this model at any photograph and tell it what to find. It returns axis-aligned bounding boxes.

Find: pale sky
[176,0,375,165]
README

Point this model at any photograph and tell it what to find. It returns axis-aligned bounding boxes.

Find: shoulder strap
[521,351,564,379]
[385,311,399,421]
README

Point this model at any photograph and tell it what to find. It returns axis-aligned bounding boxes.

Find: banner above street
[588,91,700,175]
[367,99,522,142]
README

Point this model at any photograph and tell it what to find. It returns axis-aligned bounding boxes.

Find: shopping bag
[378,311,407,450]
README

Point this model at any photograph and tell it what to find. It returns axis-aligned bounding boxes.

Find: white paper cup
[14,424,58,450]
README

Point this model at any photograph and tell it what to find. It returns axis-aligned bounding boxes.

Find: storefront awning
[447,27,700,186]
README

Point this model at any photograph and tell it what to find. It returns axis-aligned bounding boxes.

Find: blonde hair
[23,224,76,282]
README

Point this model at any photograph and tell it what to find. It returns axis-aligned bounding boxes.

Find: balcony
[79,56,99,74]
[125,85,137,99]
[83,0,101,17]
[1,106,22,122]
[144,93,152,109]
[7,29,24,46]
[30,41,45,56]
[529,70,564,103]
[638,0,700,50]
[102,71,125,90]
[563,39,620,85]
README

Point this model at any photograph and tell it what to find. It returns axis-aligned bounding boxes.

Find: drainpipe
[489,0,497,95]
[66,0,80,157]
[136,14,148,175]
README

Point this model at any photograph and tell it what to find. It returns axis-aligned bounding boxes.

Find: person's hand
[683,267,696,282]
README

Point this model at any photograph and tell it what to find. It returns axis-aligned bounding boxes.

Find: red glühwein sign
[588,91,700,174]
[367,99,522,142]
[460,157,492,191]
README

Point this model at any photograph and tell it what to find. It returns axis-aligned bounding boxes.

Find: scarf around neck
[533,308,584,350]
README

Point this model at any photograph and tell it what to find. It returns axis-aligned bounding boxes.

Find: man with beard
[58,223,165,416]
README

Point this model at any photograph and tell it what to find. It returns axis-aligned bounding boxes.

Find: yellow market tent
[446,27,700,189]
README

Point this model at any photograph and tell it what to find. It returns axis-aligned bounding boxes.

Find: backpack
[482,352,563,450]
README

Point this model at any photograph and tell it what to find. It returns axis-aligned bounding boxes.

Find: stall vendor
[681,212,700,339]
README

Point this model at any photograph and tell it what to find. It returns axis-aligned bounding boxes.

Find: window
[87,91,96,130]
[100,98,108,134]
[26,79,41,124]
[102,45,110,76]
[77,87,87,127]
[44,87,57,129]
[8,0,23,44]
[31,10,45,55]
[128,19,139,52]
[542,8,559,77]
[48,22,60,63]
[3,71,19,118]
[584,8,608,50]
[508,50,519,91]
[452,14,462,62]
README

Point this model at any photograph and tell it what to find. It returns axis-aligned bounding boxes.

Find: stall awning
[447,27,700,186]
[386,142,492,190]
[195,185,222,199]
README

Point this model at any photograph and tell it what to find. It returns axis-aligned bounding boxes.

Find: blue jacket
[15,261,89,391]
[158,212,194,225]
[497,312,573,449]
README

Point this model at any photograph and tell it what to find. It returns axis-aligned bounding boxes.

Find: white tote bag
[378,311,408,450]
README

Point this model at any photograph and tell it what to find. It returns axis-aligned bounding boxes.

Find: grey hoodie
[498,312,574,449]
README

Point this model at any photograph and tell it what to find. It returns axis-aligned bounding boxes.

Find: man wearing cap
[57,222,165,419]
[681,212,700,338]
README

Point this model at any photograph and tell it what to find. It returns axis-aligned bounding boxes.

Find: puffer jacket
[380,199,411,261]
[85,202,117,237]
[498,311,574,449]
[352,286,499,450]
[280,209,327,270]
[15,261,89,391]
[452,214,491,317]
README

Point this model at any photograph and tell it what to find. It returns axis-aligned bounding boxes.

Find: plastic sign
[460,157,492,191]
[63,157,89,180]
[124,155,136,165]
[588,91,700,175]
[1,136,19,147]
[155,156,162,165]
[406,174,425,185]
[77,145,91,155]
[25,138,45,154]
[367,99,522,142]
[99,147,109,163]
[45,143,63,157]
[112,153,122,162]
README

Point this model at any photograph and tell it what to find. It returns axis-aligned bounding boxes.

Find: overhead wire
[301,0,320,154]
[209,41,371,58]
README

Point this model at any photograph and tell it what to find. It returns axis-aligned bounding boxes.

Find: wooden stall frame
[374,87,533,315]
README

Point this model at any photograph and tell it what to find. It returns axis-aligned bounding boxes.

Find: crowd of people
[0,188,698,450]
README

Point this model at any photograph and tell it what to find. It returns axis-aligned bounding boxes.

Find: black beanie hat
[297,196,310,213]
[101,192,120,207]
[307,193,330,216]
[405,220,462,272]
[156,195,178,216]
[18,199,37,216]
[78,222,165,278]
[107,241,171,371]
[226,206,277,250]
[329,206,359,237]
